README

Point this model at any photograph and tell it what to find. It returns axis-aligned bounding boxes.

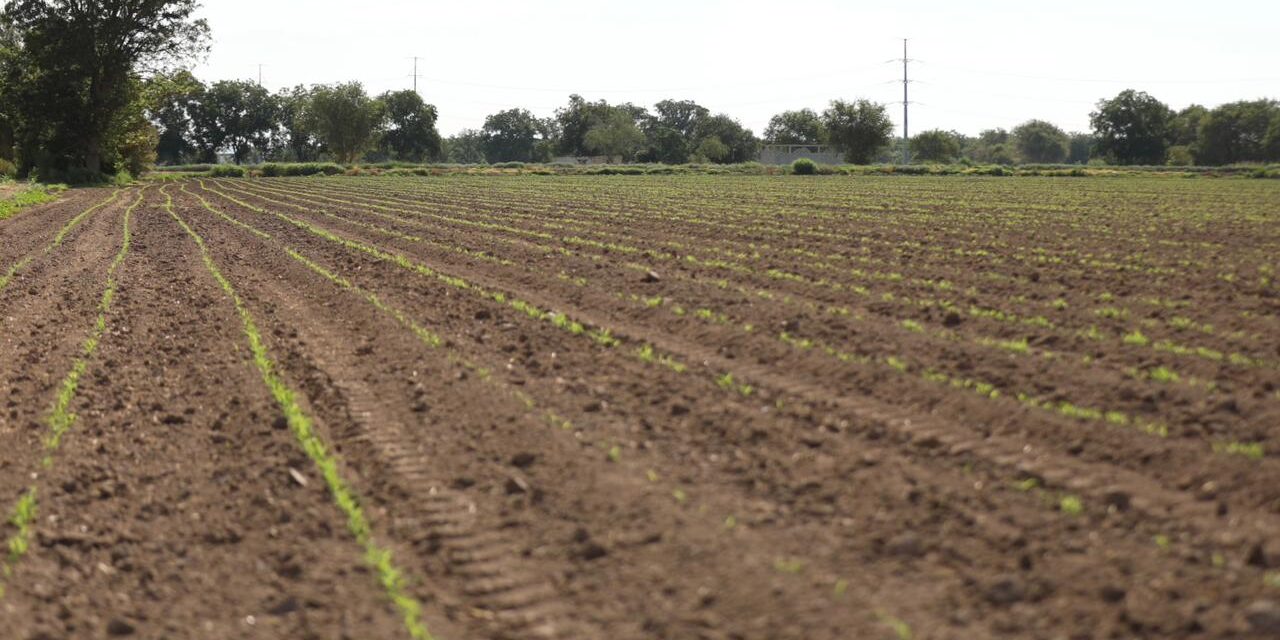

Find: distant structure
[758,144,844,166]
[551,155,613,165]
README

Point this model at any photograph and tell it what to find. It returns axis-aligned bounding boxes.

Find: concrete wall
[758,145,845,166]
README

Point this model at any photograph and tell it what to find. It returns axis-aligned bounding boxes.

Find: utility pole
[257,63,264,86]
[409,56,423,94]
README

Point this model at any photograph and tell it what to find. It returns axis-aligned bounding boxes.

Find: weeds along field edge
[159,186,434,640]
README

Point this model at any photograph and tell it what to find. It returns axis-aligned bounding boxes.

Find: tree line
[0,2,1275,183]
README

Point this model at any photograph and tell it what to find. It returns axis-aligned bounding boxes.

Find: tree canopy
[1090,90,1173,165]
[765,109,828,145]
[909,129,961,163]
[822,99,893,164]
[2,0,209,178]
[1013,120,1069,163]
[308,82,378,164]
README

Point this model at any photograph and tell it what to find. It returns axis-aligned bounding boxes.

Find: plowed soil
[0,175,1277,640]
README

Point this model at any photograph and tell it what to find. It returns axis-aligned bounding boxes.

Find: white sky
[191,0,1280,138]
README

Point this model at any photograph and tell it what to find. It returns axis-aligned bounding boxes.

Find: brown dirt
[0,175,1277,640]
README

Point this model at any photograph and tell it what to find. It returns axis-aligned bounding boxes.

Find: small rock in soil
[1100,586,1126,603]
[984,576,1027,605]
[1245,600,1280,634]
[505,476,530,495]
[267,597,300,616]
[579,542,608,561]
[510,452,537,468]
[885,532,924,557]
[641,270,661,283]
[105,618,136,636]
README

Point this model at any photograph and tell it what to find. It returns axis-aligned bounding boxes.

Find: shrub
[260,162,344,177]
[791,158,817,175]
[493,161,525,169]
[0,158,16,179]
[208,164,247,178]
[1166,145,1194,167]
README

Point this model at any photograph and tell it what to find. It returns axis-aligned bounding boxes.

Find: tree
[1067,132,1097,164]
[190,80,279,164]
[694,136,729,163]
[378,90,441,162]
[640,99,709,163]
[693,114,758,164]
[444,129,485,164]
[1090,90,1173,165]
[1013,119,1069,163]
[822,99,893,164]
[909,129,960,163]
[275,85,322,162]
[1194,99,1280,165]
[482,108,545,163]
[1265,115,1280,162]
[144,69,204,165]
[2,0,209,177]
[584,109,644,162]
[964,129,1017,164]
[555,94,613,156]
[308,82,379,164]
[1171,105,1208,147]
[764,109,828,145]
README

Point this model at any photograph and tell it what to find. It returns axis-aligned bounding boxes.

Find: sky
[190,0,1280,138]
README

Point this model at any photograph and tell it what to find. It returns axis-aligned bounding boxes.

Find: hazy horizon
[190,0,1280,138]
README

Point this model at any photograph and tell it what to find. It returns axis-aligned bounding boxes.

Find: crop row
[0,189,141,595]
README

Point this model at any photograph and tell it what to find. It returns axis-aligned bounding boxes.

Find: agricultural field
[0,174,1277,639]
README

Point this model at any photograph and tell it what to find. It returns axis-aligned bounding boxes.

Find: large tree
[1170,104,1208,147]
[639,99,708,163]
[822,99,893,164]
[764,108,828,145]
[909,129,960,163]
[482,108,546,163]
[378,90,441,162]
[963,128,1017,164]
[144,68,203,164]
[2,0,209,177]
[444,129,485,164]
[1090,90,1173,165]
[693,113,758,164]
[762,109,824,145]
[308,82,379,164]
[1067,132,1096,165]
[1013,119,1069,163]
[584,109,644,162]
[1194,99,1280,165]
[275,85,322,161]
[189,79,278,164]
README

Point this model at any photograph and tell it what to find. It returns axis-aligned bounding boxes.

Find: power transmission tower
[408,56,423,94]
[897,39,912,164]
